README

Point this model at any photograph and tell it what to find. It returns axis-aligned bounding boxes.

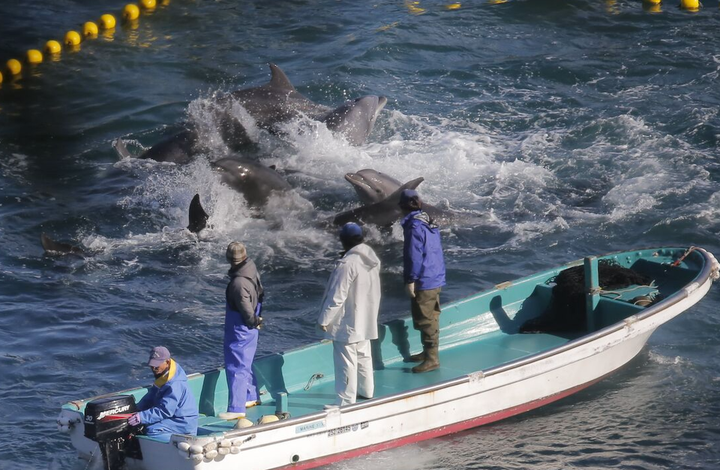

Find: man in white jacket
[318,222,381,406]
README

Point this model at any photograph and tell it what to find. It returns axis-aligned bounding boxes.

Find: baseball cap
[148,346,171,367]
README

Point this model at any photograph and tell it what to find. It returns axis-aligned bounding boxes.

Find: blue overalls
[224,299,262,413]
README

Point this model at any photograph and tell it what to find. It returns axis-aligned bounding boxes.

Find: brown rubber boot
[407,351,425,363]
[412,346,439,373]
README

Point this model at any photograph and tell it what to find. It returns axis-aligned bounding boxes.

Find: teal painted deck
[63,248,708,439]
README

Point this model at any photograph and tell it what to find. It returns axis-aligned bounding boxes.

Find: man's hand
[405,282,416,298]
[256,316,264,330]
[128,413,141,426]
[318,323,328,332]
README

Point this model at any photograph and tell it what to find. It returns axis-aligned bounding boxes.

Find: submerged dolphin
[115,64,387,163]
[187,158,295,233]
[345,169,423,205]
[213,157,292,208]
[41,233,87,257]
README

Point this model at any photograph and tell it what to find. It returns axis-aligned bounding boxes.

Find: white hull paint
[61,250,717,470]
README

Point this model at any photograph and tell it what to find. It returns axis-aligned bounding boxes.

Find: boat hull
[58,246,718,470]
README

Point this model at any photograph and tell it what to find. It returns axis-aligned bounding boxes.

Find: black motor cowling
[84,395,142,470]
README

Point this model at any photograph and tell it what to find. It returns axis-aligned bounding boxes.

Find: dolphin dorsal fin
[188,194,210,234]
[268,63,296,92]
[386,177,425,203]
[401,177,424,191]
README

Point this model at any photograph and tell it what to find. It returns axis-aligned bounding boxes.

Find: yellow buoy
[680,0,700,10]
[100,14,117,29]
[6,59,22,76]
[83,21,99,38]
[140,0,157,9]
[45,40,62,54]
[65,30,82,46]
[26,49,43,64]
[0,71,4,84]
[643,0,661,4]
[123,4,140,20]
[445,2,461,9]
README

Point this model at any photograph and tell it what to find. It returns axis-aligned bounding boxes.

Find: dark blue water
[1,1,719,469]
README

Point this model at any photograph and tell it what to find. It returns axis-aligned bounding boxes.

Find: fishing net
[520,260,653,333]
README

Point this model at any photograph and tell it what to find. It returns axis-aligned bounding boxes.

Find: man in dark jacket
[127,346,198,441]
[219,242,264,420]
[399,189,446,373]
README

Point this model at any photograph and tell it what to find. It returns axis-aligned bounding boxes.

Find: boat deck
[195,330,576,435]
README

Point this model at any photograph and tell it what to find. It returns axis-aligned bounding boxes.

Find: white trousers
[332,340,374,406]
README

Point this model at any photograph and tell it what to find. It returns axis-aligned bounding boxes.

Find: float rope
[1,0,169,86]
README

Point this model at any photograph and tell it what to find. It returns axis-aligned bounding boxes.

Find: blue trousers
[224,310,259,413]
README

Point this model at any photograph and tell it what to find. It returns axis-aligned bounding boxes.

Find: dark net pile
[520,260,653,333]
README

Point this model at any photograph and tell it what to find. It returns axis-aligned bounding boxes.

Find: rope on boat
[708,251,720,281]
[672,246,697,267]
[598,282,658,301]
[304,373,324,391]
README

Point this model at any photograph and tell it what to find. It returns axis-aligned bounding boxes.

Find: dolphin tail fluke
[112,138,133,160]
[188,194,210,233]
[41,233,86,257]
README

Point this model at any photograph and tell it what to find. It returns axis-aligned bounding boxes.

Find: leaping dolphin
[115,64,388,163]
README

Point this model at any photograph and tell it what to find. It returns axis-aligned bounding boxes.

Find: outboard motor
[84,395,143,470]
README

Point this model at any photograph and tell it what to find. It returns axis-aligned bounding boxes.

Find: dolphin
[345,169,423,205]
[319,96,387,146]
[116,64,388,163]
[333,178,426,227]
[213,157,292,208]
[41,233,87,257]
[187,194,210,233]
[186,158,295,233]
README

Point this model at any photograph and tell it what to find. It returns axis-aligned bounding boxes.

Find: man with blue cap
[127,346,199,441]
[399,189,446,373]
[318,222,381,406]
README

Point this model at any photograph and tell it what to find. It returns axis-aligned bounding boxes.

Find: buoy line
[1,0,168,87]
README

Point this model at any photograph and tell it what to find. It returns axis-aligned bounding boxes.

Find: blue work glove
[128,413,141,426]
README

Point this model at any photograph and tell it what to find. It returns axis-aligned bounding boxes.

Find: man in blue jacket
[128,346,199,441]
[399,189,446,373]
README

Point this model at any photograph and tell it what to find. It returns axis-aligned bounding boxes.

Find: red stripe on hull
[281,375,605,470]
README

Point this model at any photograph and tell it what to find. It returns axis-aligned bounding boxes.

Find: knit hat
[339,222,363,243]
[226,242,247,264]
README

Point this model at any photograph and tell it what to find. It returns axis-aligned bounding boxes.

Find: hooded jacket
[226,258,264,329]
[401,210,446,291]
[136,360,199,436]
[318,243,381,343]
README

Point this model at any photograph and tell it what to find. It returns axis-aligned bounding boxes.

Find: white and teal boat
[59,246,719,470]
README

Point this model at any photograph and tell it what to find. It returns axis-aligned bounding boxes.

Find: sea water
[0,1,719,469]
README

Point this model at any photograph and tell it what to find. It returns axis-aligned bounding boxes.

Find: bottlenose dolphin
[345,169,423,205]
[115,64,388,163]
[41,233,87,257]
[319,96,387,146]
[213,157,292,207]
[333,178,426,227]
[187,194,210,233]
[186,159,295,233]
